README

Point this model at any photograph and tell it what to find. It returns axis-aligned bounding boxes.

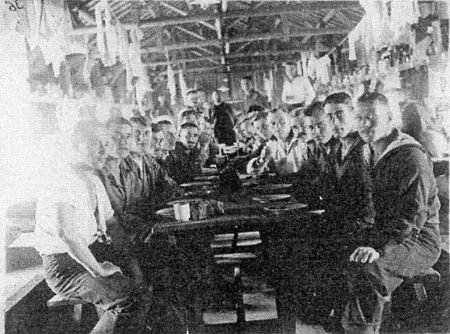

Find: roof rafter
[143,27,350,53]
[71,1,360,35]
[144,47,328,67]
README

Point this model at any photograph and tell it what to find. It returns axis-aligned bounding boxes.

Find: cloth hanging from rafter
[104,2,118,61]
[264,70,274,103]
[95,3,106,59]
[316,55,331,85]
[179,69,188,103]
[167,65,177,106]
[30,0,73,76]
[300,52,308,78]
[307,52,318,79]
[296,60,303,76]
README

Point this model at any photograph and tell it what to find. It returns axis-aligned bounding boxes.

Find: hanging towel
[167,65,177,106]
[316,55,331,85]
[179,69,188,103]
[307,52,318,79]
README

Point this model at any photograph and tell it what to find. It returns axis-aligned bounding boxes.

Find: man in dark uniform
[313,92,375,327]
[209,90,236,145]
[342,92,441,334]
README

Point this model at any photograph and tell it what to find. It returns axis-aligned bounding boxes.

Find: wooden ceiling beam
[175,26,206,40]
[143,27,349,53]
[70,1,360,35]
[302,9,337,43]
[145,47,326,67]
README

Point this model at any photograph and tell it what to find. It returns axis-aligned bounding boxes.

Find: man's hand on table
[349,247,379,264]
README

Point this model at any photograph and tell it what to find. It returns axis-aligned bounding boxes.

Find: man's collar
[120,155,137,172]
[285,74,299,82]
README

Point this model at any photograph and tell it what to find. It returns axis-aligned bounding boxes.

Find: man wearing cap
[282,61,316,111]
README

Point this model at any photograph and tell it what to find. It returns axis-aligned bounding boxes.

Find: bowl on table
[252,194,291,204]
[223,146,238,154]
[263,202,308,214]
[202,167,219,175]
[155,207,175,219]
[180,181,214,190]
[194,175,220,182]
[252,183,292,194]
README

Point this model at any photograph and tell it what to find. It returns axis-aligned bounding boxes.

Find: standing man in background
[210,90,237,146]
[240,76,270,116]
[282,61,315,112]
[153,94,173,118]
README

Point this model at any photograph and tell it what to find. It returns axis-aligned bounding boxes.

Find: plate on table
[202,167,219,175]
[253,184,292,194]
[180,181,213,188]
[223,146,237,154]
[264,203,308,214]
[183,190,213,198]
[156,207,175,218]
[252,194,291,203]
[194,175,220,181]
[307,209,325,215]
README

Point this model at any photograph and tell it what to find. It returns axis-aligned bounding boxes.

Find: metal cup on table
[173,202,190,221]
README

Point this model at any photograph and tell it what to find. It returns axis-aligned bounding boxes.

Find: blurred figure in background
[240,76,270,116]
[153,94,173,118]
[210,90,236,146]
[282,61,315,111]
[401,101,449,159]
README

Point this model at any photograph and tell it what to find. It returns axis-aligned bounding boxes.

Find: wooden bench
[214,252,259,328]
[47,295,90,322]
[5,265,45,313]
[384,267,442,331]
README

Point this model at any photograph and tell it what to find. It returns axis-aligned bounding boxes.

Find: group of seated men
[33,87,442,334]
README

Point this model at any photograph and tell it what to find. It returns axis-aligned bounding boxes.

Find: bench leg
[73,304,83,322]
[234,265,246,328]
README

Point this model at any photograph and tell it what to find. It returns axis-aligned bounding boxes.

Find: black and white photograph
[1,1,449,334]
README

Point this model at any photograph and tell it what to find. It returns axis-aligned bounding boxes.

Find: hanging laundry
[31,0,74,76]
[316,55,332,85]
[95,3,106,60]
[179,69,188,103]
[307,52,318,79]
[167,65,177,106]
[300,51,309,78]
[348,27,358,61]
[296,60,302,77]
[264,70,274,103]
[104,5,118,62]
[389,0,419,41]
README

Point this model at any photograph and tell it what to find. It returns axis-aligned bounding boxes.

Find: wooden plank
[4,265,45,312]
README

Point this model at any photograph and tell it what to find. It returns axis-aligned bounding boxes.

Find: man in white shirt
[35,120,151,334]
[282,61,316,111]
